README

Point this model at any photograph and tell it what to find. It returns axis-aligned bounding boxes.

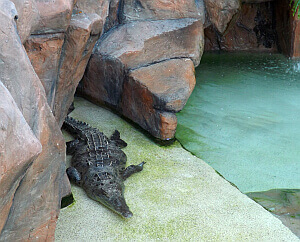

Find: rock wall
[205,1,278,52]
[276,0,300,58]
[204,0,300,56]
[0,1,70,240]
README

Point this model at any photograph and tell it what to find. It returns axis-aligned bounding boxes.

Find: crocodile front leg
[121,162,145,180]
[66,167,82,186]
[66,139,80,155]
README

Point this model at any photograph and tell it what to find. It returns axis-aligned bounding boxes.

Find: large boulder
[121,59,196,139]
[80,18,204,139]
[94,18,203,69]
[0,1,70,240]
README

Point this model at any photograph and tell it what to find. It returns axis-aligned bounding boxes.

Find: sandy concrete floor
[55,97,299,241]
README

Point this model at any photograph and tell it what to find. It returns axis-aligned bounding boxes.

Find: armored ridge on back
[63,116,145,218]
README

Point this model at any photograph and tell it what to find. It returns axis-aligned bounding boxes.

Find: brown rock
[276,0,300,58]
[120,59,195,139]
[294,18,300,58]
[80,18,203,139]
[121,67,179,140]
[94,18,204,69]
[11,0,73,42]
[53,12,102,126]
[128,58,196,112]
[79,54,126,108]
[102,0,120,32]
[73,0,122,34]
[0,82,42,233]
[74,0,109,17]
[120,0,205,23]
[0,2,70,240]
[10,0,39,43]
[24,33,65,109]
[204,0,240,34]
[204,2,277,52]
[80,18,203,107]
[33,0,74,34]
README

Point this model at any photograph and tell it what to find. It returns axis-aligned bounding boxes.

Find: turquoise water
[176,53,300,193]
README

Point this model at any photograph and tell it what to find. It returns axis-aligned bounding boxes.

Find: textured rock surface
[0,2,70,240]
[24,33,65,108]
[73,0,118,34]
[276,0,300,58]
[94,18,204,68]
[120,0,205,23]
[205,2,277,52]
[53,12,102,126]
[128,59,196,112]
[204,0,240,34]
[10,0,39,43]
[11,0,73,43]
[0,82,42,233]
[80,18,204,139]
[121,59,195,139]
[32,0,73,35]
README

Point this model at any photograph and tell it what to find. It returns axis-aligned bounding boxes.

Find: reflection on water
[176,53,300,193]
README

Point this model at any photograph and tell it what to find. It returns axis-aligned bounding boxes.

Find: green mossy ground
[55,97,298,241]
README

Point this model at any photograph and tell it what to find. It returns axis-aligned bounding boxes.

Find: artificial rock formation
[276,0,300,58]
[205,1,277,52]
[79,0,243,140]
[204,0,240,34]
[121,59,196,139]
[53,11,102,126]
[120,0,205,23]
[0,1,70,240]
[24,33,65,108]
[80,17,204,139]
[0,82,42,233]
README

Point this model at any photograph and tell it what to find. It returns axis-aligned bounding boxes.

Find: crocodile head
[93,185,133,218]
[84,172,133,218]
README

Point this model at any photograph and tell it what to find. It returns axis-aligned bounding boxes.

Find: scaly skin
[63,116,145,218]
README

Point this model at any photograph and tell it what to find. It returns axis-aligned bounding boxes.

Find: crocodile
[63,116,145,218]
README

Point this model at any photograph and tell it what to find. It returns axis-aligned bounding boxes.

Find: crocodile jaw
[86,188,133,218]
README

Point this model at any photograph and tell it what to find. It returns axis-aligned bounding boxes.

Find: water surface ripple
[176,53,300,193]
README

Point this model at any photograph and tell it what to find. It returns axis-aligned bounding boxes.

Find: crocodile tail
[63,116,92,138]
[110,130,127,148]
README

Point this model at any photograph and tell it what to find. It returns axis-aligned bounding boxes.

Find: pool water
[176,53,300,193]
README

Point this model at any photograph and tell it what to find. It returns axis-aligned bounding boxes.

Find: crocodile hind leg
[66,167,82,186]
[121,162,145,180]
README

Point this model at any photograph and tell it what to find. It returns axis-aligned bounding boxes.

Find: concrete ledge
[55,97,298,241]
